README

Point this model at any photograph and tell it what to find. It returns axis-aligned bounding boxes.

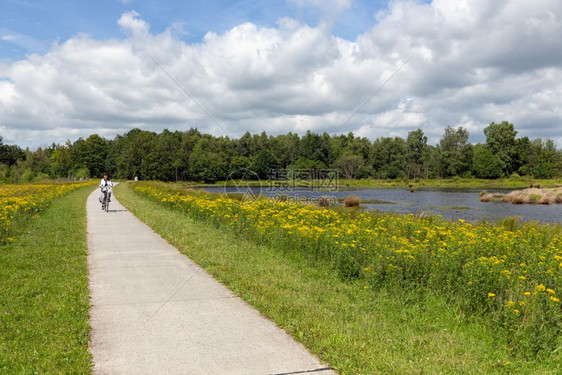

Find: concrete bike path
[87,188,335,375]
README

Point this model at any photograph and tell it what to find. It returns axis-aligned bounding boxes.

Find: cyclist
[99,173,113,210]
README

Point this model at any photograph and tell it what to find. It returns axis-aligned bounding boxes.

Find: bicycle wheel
[105,194,109,213]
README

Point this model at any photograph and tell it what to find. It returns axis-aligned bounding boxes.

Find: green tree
[252,131,270,153]
[513,136,531,175]
[348,135,371,163]
[424,145,441,179]
[50,142,74,178]
[140,151,159,180]
[113,129,157,179]
[253,149,280,179]
[406,129,428,179]
[235,132,254,157]
[523,139,558,179]
[269,133,299,168]
[472,144,503,178]
[189,137,229,182]
[370,137,407,179]
[483,121,517,175]
[298,130,330,163]
[439,126,472,177]
[328,134,346,164]
[292,157,326,171]
[0,136,25,166]
[230,156,253,177]
[152,129,183,181]
[333,154,364,179]
[179,128,201,180]
[82,134,109,178]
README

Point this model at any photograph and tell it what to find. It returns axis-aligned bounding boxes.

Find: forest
[0,121,560,183]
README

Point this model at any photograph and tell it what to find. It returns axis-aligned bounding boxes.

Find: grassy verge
[116,182,559,374]
[337,177,562,189]
[198,177,562,189]
[0,186,94,373]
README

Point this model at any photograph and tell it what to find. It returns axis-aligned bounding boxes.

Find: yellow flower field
[132,182,562,356]
[0,182,94,243]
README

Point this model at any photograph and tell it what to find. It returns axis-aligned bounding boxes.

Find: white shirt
[100,178,113,192]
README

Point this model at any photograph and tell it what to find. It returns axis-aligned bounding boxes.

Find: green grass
[0,186,94,373]
[335,177,562,189]
[199,177,562,189]
[115,182,560,374]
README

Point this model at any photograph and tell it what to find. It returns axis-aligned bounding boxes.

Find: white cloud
[118,11,150,38]
[0,28,50,56]
[1,1,562,148]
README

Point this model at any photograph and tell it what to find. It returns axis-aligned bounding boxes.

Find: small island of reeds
[480,187,562,204]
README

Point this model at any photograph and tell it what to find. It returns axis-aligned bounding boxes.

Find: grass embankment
[0,186,94,373]
[203,177,562,190]
[116,182,560,374]
[339,177,562,189]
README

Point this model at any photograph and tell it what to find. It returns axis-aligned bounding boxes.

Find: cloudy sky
[1,0,561,149]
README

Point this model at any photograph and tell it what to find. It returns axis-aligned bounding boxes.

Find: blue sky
[1,0,561,149]
[0,0,396,61]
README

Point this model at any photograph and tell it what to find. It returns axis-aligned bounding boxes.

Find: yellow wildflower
[536,284,546,292]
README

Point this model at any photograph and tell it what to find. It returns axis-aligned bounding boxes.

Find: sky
[1,0,561,149]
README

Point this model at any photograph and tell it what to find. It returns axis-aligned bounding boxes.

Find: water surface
[204,186,561,224]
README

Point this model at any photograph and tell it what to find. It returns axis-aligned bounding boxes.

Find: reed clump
[481,188,562,204]
[479,191,506,202]
[343,195,360,207]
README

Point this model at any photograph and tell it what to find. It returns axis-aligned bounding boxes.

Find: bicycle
[101,187,111,213]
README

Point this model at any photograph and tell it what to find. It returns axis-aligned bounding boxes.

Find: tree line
[1,121,560,183]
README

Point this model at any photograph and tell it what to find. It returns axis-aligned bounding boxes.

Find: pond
[203,186,562,224]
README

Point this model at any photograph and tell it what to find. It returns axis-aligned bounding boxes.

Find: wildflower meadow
[0,182,94,243]
[132,182,561,357]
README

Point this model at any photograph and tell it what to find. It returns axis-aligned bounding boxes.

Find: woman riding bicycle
[99,173,113,210]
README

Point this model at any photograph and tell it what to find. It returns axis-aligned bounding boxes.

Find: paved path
[87,188,336,375]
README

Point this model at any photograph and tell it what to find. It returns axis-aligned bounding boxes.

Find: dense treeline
[1,121,560,182]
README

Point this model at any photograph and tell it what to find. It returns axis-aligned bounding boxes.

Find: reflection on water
[204,186,562,224]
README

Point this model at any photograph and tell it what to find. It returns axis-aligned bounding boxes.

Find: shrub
[343,195,360,207]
